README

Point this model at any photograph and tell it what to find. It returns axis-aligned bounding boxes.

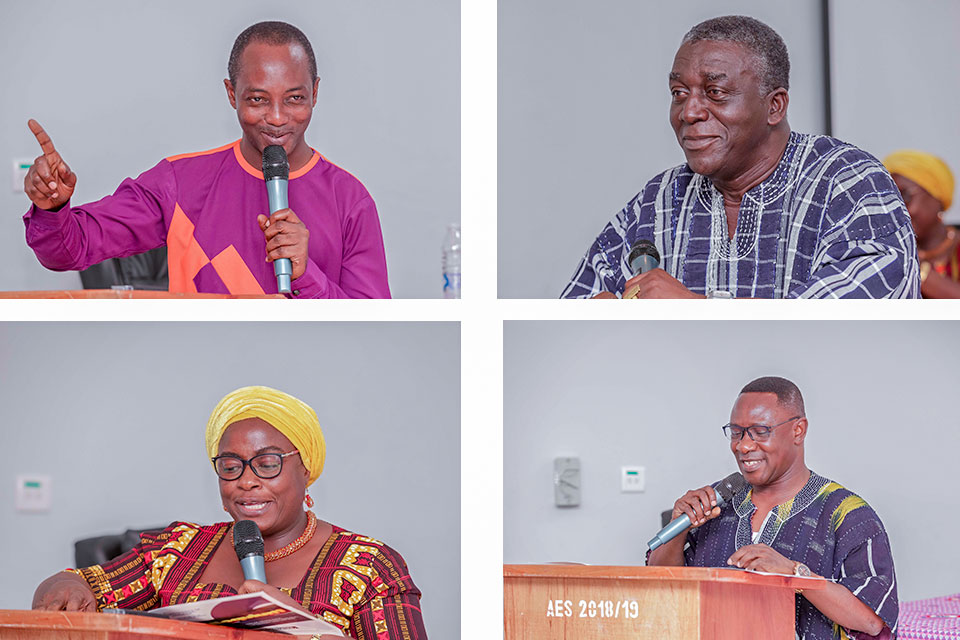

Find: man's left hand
[727,544,797,574]
[623,269,704,299]
[258,208,310,280]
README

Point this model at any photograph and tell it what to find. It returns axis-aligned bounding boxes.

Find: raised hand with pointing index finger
[24,119,77,211]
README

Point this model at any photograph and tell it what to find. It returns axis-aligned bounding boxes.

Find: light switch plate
[621,466,645,492]
[13,158,32,193]
[16,474,52,512]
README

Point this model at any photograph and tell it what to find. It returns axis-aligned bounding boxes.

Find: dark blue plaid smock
[672,472,899,639]
[561,132,920,298]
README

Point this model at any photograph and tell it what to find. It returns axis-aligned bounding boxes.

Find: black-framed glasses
[721,416,802,443]
[211,451,301,480]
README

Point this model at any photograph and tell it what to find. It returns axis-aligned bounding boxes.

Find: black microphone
[647,472,746,551]
[233,520,267,582]
[628,239,661,275]
[262,145,292,294]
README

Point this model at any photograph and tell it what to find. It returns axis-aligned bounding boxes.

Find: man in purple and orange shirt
[22,21,390,298]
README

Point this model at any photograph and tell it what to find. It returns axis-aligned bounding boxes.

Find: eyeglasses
[211,451,301,480]
[721,416,802,442]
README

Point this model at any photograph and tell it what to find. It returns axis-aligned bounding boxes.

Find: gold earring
[304,493,315,508]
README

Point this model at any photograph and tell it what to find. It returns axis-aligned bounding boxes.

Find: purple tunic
[23,140,391,298]
[651,472,899,639]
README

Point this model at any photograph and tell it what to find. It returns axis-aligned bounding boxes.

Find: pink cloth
[899,594,960,640]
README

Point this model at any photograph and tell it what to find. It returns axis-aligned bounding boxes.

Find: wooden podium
[0,290,283,299]
[0,609,290,639]
[504,564,825,640]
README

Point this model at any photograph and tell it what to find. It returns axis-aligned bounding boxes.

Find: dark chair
[74,527,164,567]
[79,247,169,291]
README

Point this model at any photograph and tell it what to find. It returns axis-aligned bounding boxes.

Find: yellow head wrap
[205,386,325,485]
[883,150,954,211]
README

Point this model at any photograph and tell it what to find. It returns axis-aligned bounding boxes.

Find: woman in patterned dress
[31,386,427,639]
[884,150,959,298]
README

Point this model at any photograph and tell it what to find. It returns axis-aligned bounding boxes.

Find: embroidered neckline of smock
[731,471,831,548]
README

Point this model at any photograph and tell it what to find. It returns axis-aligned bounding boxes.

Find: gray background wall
[499,0,960,298]
[0,322,459,639]
[504,320,960,601]
[0,0,459,298]
[830,0,960,227]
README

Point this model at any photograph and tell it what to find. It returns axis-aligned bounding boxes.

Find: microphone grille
[262,145,289,181]
[627,239,661,267]
[715,472,746,502]
[233,520,264,559]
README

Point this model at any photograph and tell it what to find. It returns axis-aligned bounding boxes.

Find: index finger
[623,269,652,291]
[727,544,762,566]
[269,208,300,223]
[28,119,58,157]
[703,485,717,506]
[237,579,266,594]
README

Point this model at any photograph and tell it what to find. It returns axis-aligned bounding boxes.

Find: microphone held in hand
[647,472,746,551]
[233,520,267,582]
[628,239,661,276]
[262,145,292,293]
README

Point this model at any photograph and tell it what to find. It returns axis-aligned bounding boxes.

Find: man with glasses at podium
[647,377,897,639]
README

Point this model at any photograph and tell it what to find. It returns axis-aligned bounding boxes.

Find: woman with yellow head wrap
[884,150,960,298]
[206,385,326,485]
[33,386,427,639]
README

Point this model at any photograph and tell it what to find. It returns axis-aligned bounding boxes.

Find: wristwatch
[793,562,812,577]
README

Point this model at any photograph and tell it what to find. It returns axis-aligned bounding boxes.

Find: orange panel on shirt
[210,245,266,295]
[233,140,321,180]
[166,204,210,293]
[166,141,238,163]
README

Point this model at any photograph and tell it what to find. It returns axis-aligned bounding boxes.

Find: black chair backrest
[74,527,164,568]
[79,248,168,291]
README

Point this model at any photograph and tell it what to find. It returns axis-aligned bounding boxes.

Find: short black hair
[228,21,318,87]
[740,376,805,415]
[681,15,790,94]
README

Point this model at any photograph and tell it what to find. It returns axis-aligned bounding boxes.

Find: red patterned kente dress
[67,521,427,639]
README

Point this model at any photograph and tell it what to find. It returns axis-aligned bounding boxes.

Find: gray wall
[830,0,960,225]
[499,0,824,298]
[0,322,460,639]
[504,320,960,601]
[0,1,459,298]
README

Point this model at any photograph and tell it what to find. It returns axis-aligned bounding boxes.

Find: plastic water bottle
[441,223,461,299]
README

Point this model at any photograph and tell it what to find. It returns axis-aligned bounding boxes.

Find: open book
[149,590,345,636]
